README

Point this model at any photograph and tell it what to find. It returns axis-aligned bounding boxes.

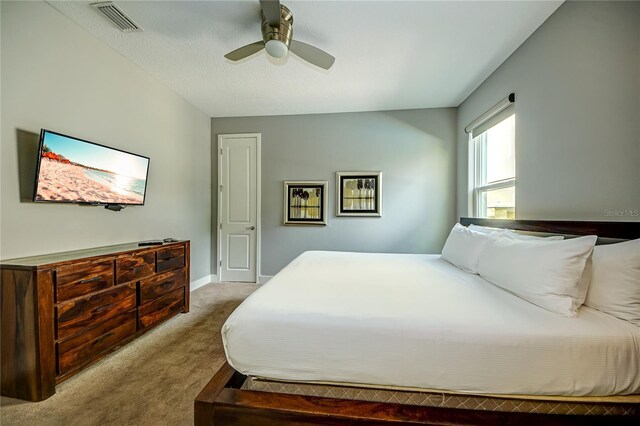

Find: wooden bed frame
[195,218,640,425]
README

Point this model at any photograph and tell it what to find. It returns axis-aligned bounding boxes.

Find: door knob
[246,226,256,230]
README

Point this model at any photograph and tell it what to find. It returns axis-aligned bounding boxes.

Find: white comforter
[222,251,640,396]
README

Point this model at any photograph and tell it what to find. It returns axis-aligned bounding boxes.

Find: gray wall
[1,1,212,281]
[212,109,457,276]
[457,0,640,221]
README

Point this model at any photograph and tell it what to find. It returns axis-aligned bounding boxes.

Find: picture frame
[283,181,328,225]
[336,172,382,217]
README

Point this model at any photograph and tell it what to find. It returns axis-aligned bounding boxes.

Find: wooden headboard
[459,217,640,240]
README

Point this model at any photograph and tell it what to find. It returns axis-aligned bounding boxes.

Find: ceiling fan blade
[289,40,335,70]
[260,0,281,27]
[224,41,265,61]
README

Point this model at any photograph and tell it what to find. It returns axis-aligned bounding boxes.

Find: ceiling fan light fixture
[265,39,288,58]
[225,0,335,70]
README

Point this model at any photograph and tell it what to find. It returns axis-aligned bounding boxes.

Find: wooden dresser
[0,241,190,402]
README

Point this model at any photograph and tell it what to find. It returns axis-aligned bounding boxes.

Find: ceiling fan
[224,0,335,70]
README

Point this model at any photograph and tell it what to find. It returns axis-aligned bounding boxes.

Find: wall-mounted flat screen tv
[33,129,150,205]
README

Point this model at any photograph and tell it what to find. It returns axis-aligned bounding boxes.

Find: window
[470,111,515,219]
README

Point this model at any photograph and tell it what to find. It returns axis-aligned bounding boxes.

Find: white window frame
[470,122,516,218]
[466,94,516,219]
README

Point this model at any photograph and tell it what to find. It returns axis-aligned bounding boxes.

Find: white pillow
[576,252,593,307]
[468,224,508,235]
[441,224,491,273]
[584,239,640,326]
[503,230,564,241]
[504,229,582,301]
[477,235,597,317]
[468,224,564,241]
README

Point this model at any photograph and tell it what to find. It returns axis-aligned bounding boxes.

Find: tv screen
[33,129,150,205]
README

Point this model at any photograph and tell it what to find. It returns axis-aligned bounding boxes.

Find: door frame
[217,133,261,283]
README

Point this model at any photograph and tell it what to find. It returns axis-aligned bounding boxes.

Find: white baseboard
[258,275,273,284]
[201,274,269,285]
[191,274,217,291]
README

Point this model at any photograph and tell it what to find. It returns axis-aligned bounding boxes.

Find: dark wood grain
[459,217,640,239]
[58,312,136,375]
[0,268,56,402]
[184,241,191,313]
[196,363,638,426]
[139,269,185,305]
[54,332,139,385]
[56,283,136,341]
[35,269,56,400]
[56,259,114,302]
[1,269,40,401]
[156,246,185,273]
[213,388,636,425]
[194,362,238,426]
[115,251,155,284]
[1,241,186,270]
[138,286,184,329]
[57,310,136,355]
[1,240,190,401]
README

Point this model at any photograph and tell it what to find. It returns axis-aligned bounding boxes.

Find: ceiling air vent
[91,2,142,32]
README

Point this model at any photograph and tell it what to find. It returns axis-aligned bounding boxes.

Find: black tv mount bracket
[104,204,126,212]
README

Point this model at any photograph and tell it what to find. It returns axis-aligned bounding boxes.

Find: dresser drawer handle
[93,303,116,314]
[161,281,174,288]
[92,332,114,346]
[80,276,103,284]
[131,266,145,272]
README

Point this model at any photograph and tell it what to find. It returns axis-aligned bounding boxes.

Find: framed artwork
[336,172,382,217]
[283,181,328,225]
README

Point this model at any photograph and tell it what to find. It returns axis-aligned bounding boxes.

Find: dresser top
[1,241,187,269]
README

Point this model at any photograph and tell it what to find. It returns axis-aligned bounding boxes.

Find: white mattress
[222,251,640,396]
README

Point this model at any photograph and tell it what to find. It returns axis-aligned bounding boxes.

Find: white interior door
[218,134,260,282]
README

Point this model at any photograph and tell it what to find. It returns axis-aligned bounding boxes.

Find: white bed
[222,251,640,396]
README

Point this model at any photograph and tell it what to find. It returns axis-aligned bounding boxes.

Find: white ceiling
[49,1,562,117]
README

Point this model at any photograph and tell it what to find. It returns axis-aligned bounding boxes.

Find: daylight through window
[471,113,515,219]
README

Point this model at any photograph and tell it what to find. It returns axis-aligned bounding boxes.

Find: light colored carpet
[0,282,258,426]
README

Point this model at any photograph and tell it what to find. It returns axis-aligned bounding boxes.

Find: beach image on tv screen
[35,132,149,204]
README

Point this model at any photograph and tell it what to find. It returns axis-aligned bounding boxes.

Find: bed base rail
[194,363,638,425]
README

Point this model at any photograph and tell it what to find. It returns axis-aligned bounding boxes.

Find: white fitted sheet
[222,251,640,396]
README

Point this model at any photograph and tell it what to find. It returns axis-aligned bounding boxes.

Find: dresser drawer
[56,283,136,341]
[156,245,185,273]
[139,269,185,305]
[138,287,184,330]
[57,311,136,375]
[56,259,114,302]
[116,251,155,284]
